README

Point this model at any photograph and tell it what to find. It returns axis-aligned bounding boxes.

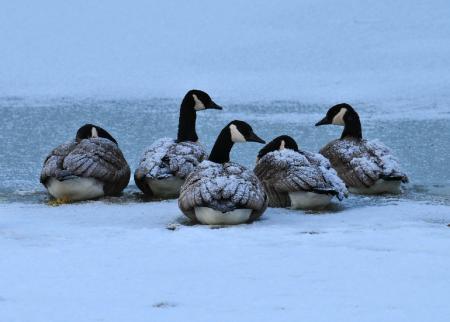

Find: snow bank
[1,200,449,322]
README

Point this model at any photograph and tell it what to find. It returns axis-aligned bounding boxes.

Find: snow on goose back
[315,103,408,194]
[178,120,267,225]
[254,135,347,209]
[134,90,222,198]
[134,138,207,194]
[40,124,130,201]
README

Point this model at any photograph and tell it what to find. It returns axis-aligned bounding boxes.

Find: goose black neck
[177,96,198,142]
[208,128,234,164]
[341,112,363,140]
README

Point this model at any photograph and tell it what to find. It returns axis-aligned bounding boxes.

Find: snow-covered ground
[1,200,449,322]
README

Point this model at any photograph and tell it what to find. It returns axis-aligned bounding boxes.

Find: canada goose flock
[41,90,408,225]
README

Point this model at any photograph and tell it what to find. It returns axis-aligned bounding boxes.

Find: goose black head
[228,120,266,144]
[315,103,357,126]
[76,124,118,144]
[177,89,222,143]
[208,120,265,164]
[315,103,362,139]
[257,135,298,160]
[183,89,222,111]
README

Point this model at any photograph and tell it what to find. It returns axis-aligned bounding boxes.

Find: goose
[134,90,222,199]
[254,135,347,209]
[40,124,130,202]
[315,103,408,194]
[178,120,267,225]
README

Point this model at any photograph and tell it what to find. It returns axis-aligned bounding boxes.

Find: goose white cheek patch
[332,108,347,125]
[192,94,206,111]
[280,140,285,150]
[91,127,99,138]
[230,124,246,142]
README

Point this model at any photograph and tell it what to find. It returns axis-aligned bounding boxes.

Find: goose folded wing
[62,138,130,186]
[179,162,266,213]
[135,139,207,180]
[40,141,78,184]
[254,152,290,186]
[366,140,409,182]
[301,151,347,198]
[310,154,347,199]
[166,142,208,178]
[321,140,380,188]
[256,150,329,193]
[135,138,175,180]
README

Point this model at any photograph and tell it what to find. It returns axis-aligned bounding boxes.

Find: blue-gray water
[0,97,448,205]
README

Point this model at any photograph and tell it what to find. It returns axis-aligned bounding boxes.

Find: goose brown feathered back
[319,138,408,189]
[315,104,408,193]
[254,135,347,208]
[134,90,222,198]
[179,161,267,222]
[40,125,130,197]
[178,120,267,224]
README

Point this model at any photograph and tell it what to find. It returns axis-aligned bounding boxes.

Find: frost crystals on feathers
[320,138,409,188]
[135,138,208,180]
[179,161,267,214]
[40,137,130,196]
[255,149,348,207]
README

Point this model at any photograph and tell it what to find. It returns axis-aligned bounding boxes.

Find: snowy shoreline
[1,200,449,322]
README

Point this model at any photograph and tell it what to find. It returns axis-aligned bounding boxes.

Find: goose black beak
[247,132,266,144]
[315,117,330,126]
[207,101,223,110]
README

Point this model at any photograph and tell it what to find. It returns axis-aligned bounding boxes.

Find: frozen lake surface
[0,96,449,322]
[0,96,449,205]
